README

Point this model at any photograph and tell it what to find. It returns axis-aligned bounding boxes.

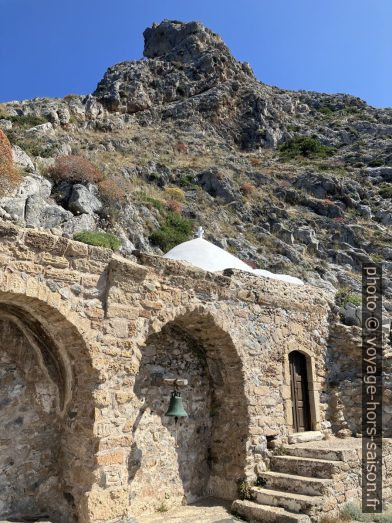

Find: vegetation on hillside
[73,231,121,250]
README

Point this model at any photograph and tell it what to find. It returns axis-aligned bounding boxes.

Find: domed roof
[164,237,254,273]
[164,236,304,285]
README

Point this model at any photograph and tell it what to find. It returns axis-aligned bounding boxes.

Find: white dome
[164,237,304,285]
[164,238,254,273]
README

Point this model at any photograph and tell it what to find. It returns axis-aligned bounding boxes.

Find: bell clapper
[174,416,179,448]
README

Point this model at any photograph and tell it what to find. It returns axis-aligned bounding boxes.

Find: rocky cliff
[1,19,392,325]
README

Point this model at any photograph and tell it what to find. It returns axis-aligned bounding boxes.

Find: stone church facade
[0,219,390,522]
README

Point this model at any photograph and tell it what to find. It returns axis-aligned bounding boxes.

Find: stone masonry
[0,218,384,522]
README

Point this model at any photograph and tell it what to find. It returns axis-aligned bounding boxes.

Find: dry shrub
[98,176,130,204]
[164,187,185,201]
[166,199,183,214]
[47,155,104,184]
[240,258,258,269]
[174,142,189,154]
[0,129,21,196]
[240,182,256,197]
[250,157,262,167]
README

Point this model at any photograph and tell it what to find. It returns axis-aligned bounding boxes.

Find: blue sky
[1,0,391,107]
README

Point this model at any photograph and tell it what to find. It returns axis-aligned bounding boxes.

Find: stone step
[258,470,332,496]
[270,455,345,479]
[250,486,322,514]
[288,431,324,444]
[231,499,311,523]
[280,445,356,462]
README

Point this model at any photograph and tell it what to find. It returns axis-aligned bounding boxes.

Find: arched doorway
[0,294,97,523]
[289,351,311,432]
[129,311,249,514]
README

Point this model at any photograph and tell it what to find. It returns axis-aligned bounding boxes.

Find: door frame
[289,351,311,432]
[283,348,321,433]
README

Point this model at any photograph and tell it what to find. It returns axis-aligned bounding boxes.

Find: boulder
[366,166,392,182]
[12,145,35,172]
[25,122,54,136]
[272,223,294,245]
[0,197,25,221]
[293,226,319,251]
[68,184,103,215]
[306,198,344,218]
[357,204,372,218]
[62,213,97,236]
[294,173,339,199]
[17,175,52,199]
[25,195,72,228]
[57,106,71,125]
[375,207,392,225]
[197,169,236,203]
[0,119,12,131]
[84,95,106,120]
[341,303,361,327]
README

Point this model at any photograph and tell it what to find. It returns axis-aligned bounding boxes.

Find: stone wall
[328,323,392,438]
[0,318,69,521]
[129,324,213,512]
[0,219,333,522]
[332,439,392,512]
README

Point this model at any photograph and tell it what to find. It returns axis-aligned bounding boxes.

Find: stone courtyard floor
[136,498,242,522]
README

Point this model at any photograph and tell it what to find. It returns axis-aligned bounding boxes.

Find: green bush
[336,287,361,307]
[379,184,392,199]
[143,196,165,212]
[340,502,366,521]
[237,479,254,501]
[179,174,197,188]
[340,502,392,522]
[318,106,334,116]
[149,212,193,251]
[7,114,47,128]
[341,106,361,115]
[279,135,335,159]
[369,159,384,168]
[73,231,121,250]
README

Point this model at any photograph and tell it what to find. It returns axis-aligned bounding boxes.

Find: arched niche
[0,293,98,523]
[129,310,249,514]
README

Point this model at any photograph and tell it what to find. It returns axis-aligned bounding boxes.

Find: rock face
[143,20,229,62]
[93,20,294,149]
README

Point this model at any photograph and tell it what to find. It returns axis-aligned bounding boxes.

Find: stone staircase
[232,435,346,522]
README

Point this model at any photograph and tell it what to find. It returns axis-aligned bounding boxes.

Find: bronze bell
[165,390,188,420]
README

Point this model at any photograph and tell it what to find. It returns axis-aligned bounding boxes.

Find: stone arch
[0,279,99,522]
[283,347,321,432]
[129,306,250,514]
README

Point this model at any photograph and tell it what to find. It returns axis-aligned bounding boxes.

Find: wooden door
[289,351,311,432]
